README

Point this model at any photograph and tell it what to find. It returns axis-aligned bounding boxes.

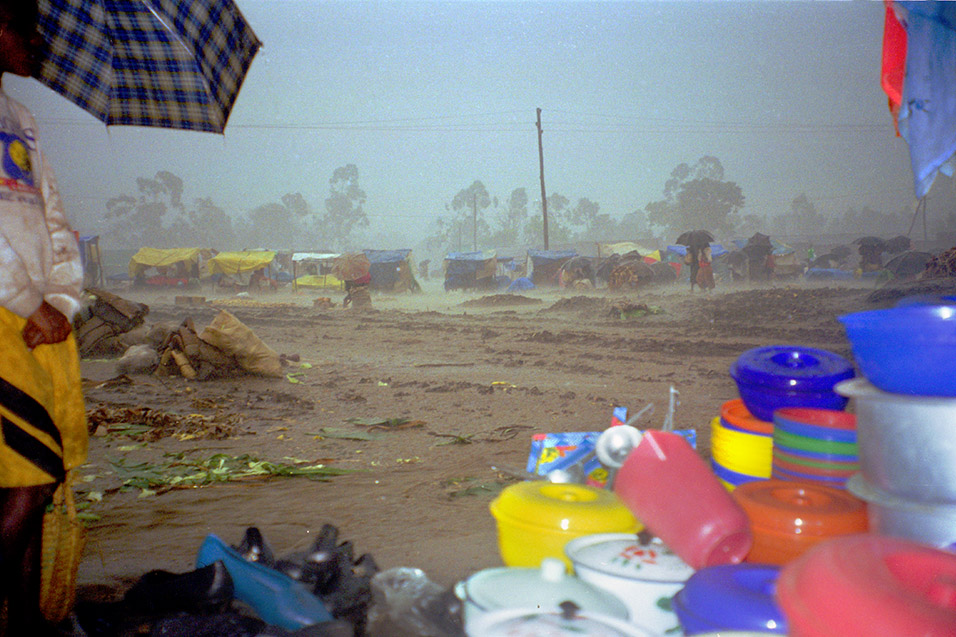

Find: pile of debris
[152,310,283,380]
[922,247,956,279]
[607,258,655,290]
[86,404,243,441]
[74,288,149,357]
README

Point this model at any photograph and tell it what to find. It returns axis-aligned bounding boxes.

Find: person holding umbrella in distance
[0,1,87,633]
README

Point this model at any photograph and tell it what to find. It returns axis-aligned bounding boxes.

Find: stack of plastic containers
[771,407,859,489]
[839,300,956,549]
[710,399,773,490]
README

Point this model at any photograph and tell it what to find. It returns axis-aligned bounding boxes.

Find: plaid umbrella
[36,0,261,133]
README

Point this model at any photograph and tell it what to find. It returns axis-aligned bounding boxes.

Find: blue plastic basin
[839,305,956,397]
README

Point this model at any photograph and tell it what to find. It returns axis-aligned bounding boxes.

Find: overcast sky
[4,0,927,249]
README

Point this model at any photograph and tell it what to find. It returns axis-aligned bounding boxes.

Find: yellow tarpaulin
[207,251,276,275]
[294,274,344,290]
[129,247,206,277]
[598,241,656,257]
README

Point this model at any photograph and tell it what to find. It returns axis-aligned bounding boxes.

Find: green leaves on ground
[108,452,352,493]
[345,416,425,430]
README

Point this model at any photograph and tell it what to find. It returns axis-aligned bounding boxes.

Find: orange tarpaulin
[332,253,371,282]
[882,1,907,136]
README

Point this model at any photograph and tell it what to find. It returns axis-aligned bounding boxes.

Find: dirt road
[76,281,876,598]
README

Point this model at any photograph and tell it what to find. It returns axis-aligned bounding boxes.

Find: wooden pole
[907,197,927,240]
[537,108,549,250]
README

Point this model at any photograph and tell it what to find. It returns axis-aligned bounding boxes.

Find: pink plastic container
[777,535,956,636]
[614,430,753,570]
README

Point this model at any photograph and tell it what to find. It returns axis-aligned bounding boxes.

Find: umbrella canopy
[332,253,371,282]
[884,250,932,278]
[676,230,714,247]
[884,235,913,254]
[745,232,772,248]
[36,0,261,133]
[853,236,886,249]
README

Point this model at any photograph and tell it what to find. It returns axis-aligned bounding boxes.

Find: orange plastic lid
[721,399,774,435]
[733,479,867,537]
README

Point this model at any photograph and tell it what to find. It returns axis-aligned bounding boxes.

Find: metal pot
[847,474,956,549]
[564,533,694,635]
[455,558,630,626]
[836,379,956,502]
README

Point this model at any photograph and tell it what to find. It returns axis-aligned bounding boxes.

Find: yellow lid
[490,481,639,532]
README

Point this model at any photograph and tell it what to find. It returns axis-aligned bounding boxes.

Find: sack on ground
[199,310,282,377]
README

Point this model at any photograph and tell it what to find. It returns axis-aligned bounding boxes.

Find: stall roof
[292,252,340,262]
[445,250,496,261]
[129,247,208,277]
[365,249,412,263]
[207,250,276,275]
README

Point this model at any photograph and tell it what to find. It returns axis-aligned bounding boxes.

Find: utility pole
[537,107,549,250]
[907,196,928,241]
[473,191,478,251]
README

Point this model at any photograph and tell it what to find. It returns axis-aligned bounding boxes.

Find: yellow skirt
[0,307,86,487]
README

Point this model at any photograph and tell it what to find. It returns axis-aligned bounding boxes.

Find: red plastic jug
[614,430,753,570]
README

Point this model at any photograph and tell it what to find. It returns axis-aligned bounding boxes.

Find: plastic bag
[365,567,464,637]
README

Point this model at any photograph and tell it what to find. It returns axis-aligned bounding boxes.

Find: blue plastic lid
[673,564,787,634]
[730,346,854,392]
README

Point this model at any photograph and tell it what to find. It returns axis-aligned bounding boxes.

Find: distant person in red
[0,0,88,632]
[343,272,372,309]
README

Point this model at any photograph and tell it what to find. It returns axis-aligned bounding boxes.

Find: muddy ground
[73,276,939,602]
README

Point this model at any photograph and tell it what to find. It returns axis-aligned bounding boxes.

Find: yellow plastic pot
[490,481,642,570]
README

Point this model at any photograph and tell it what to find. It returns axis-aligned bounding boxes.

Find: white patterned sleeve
[39,154,83,320]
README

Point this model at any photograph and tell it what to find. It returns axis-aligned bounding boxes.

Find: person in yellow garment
[0,1,86,633]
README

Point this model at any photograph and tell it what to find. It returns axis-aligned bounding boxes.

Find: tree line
[103,165,368,251]
[100,156,934,255]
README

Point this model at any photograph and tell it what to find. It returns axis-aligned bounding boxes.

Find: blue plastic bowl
[729,346,854,422]
[839,305,956,397]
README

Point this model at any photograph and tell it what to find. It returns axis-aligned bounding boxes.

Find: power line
[33,110,894,136]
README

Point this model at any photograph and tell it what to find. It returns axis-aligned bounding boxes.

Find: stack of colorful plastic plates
[771,408,858,489]
[711,400,774,491]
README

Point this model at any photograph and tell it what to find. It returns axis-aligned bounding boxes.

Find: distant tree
[646,156,745,236]
[450,180,493,251]
[322,164,368,250]
[569,198,600,232]
[618,210,650,238]
[242,192,312,249]
[487,187,528,247]
[733,213,766,237]
[771,193,824,236]
[524,192,572,246]
[182,197,236,249]
[104,171,186,248]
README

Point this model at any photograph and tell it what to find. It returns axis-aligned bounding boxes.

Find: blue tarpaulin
[364,249,411,264]
[528,249,577,264]
[507,277,534,292]
[444,250,497,291]
[668,243,728,257]
[363,249,417,291]
[896,2,956,197]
